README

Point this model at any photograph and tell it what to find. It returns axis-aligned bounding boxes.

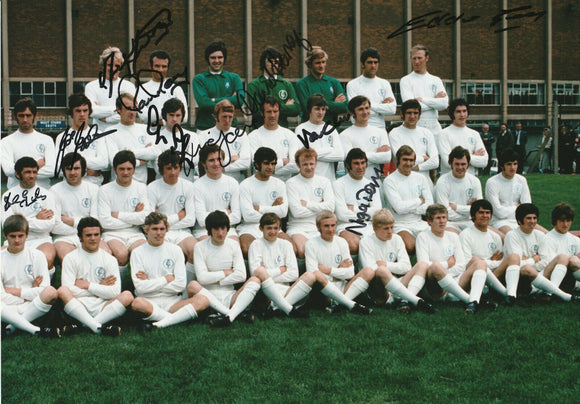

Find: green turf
[2,173,580,403]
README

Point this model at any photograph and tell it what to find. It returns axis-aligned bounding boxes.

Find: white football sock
[505,265,521,297]
[321,283,355,309]
[94,300,126,325]
[550,264,568,288]
[198,288,230,315]
[1,306,39,335]
[438,274,470,303]
[385,278,419,305]
[532,274,571,301]
[153,304,197,328]
[262,278,292,314]
[486,269,507,296]
[469,270,487,303]
[64,299,100,333]
[407,275,426,296]
[344,277,369,300]
[144,304,170,322]
[229,281,260,321]
[285,280,312,306]
[22,295,52,322]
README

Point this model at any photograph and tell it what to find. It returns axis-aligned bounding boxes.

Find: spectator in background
[538,127,553,173]
[513,123,527,174]
[480,123,495,175]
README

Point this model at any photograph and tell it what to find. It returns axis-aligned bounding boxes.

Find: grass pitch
[2,173,580,403]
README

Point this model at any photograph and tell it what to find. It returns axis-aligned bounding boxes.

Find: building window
[508,82,544,105]
[461,82,500,105]
[553,82,580,105]
[391,81,401,105]
[9,81,67,108]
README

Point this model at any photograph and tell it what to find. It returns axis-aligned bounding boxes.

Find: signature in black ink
[273,29,313,77]
[345,167,382,236]
[387,6,544,38]
[131,66,189,115]
[3,188,47,211]
[296,121,337,149]
[54,123,117,177]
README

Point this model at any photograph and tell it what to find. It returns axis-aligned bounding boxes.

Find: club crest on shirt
[326,135,333,145]
[469,137,475,145]
[177,195,186,205]
[532,244,539,254]
[569,245,577,255]
[89,142,97,150]
[314,187,324,198]
[465,188,474,198]
[278,89,288,100]
[275,255,283,266]
[232,141,241,152]
[370,136,378,145]
[36,144,45,153]
[24,264,33,276]
[444,244,455,256]
[222,192,232,202]
[329,86,334,94]
[379,88,387,98]
[335,254,342,264]
[269,191,279,200]
[139,135,147,145]
[431,84,437,94]
[388,252,396,262]
[163,259,175,270]
[82,198,91,209]
[513,184,523,194]
[95,266,106,281]
[32,201,42,212]
[282,139,289,148]
[130,197,139,208]
[489,242,497,252]
[415,185,422,196]
[225,82,231,89]
[421,137,427,145]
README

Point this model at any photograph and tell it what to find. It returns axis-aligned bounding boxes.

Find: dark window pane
[33,95,44,106]
[45,95,56,107]
[33,82,43,94]
[21,82,32,94]
[45,82,55,94]
[56,82,66,93]
[56,94,66,106]
[9,82,20,94]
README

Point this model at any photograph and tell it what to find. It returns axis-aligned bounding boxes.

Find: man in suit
[480,124,495,175]
[495,123,514,169]
[513,123,527,173]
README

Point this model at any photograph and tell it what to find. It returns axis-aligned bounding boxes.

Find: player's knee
[300,271,316,285]
[429,262,446,278]
[467,256,484,268]
[506,253,519,265]
[187,280,202,295]
[375,267,391,281]
[247,276,261,286]
[43,286,59,303]
[359,267,375,281]
[520,265,537,278]
[57,285,73,301]
[131,297,147,312]
[253,267,268,281]
[555,254,569,265]
[119,290,134,306]
[193,294,210,311]
[313,270,328,285]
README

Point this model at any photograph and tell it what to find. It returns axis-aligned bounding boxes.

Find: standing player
[130,212,211,329]
[388,99,439,186]
[191,144,241,241]
[340,95,391,178]
[148,150,198,279]
[400,44,448,151]
[248,97,298,181]
[292,94,344,181]
[286,148,335,259]
[192,40,244,131]
[51,153,108,262]
[2,157,58,274]
[97,150,150,269]
[197,100,251,182]
[238,147,289,256]
[193,211,262,327]
[439,98,488,175]
[58,217,133,336]
[346,47,396,130]
[434,146,483,233]
[1,98,56,189]
[1,215,60,338]
[382,146,433,253]
[333,148,382,254]
[55,94,110,185]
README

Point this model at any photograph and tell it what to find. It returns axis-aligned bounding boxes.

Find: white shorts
[287,228,320,239]
[165,230,194,245]
[394,221,430,238]
[236,223,263,239]
[193,227,238,239]
[337,222,374,237]
[447,220,473,232]
[78,296,108,317]
[25,237,54,250]
[102,230,146,248]
[3,301,30,314]
[52,234,81,248]
[491,218,518,230]
[141,295,183,312]
[204,287,236,309]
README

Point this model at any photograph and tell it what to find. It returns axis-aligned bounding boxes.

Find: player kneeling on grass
[356,209,436,314]
[408,204,488,314]
[193,210,262,327]
[502,203,579,304]
[58,217,133,336]
[130,212,210,329]
[1,215,60,338]
[304,210,372,314]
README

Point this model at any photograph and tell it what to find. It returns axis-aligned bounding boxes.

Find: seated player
[193,211,262,327]
[52,153,109,262]
[247,96,298,181]
[2,157,57,273]
[333,148,382,254]
[148,150,197,279]
[408,204,487,313]
[382,145,433,253]
[305,210,371,314]
[339,95,391,178]
[130,212,210,329]
[238,147,290,256]
[97,150,150,269]
[58,217,133,336]
[1,215,60,338]
[191,144,241,241]
[460,199,514,301]
[197,100,251,182]
[434,146,483,233]
[291,94,344,181]
[286,147,335,259]
[503,203,578,304]
[355,209,436,313]
[542,203,580,292]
